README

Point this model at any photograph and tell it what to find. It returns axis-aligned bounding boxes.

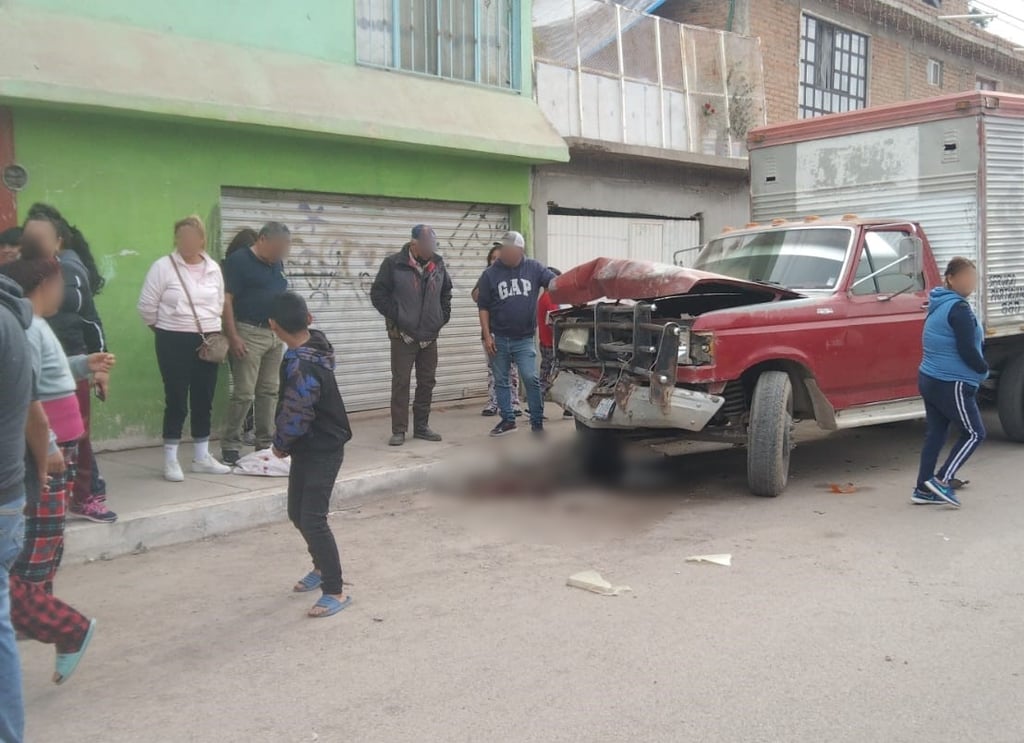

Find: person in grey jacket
[370,224,453,447]
[0,272,32,742]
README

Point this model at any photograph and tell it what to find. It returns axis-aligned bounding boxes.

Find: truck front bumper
[551,371,725,432]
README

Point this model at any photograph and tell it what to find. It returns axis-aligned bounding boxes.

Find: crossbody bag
[168,254,230,364]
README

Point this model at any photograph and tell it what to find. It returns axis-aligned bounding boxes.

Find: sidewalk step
[64,459,443,563]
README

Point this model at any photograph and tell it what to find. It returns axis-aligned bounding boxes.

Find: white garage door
[547,215,701,271]
[220,188,509,412]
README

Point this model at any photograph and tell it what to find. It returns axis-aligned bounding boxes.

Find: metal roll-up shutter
[219,188,510,412]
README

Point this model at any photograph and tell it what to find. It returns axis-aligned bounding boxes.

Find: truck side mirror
[673,245,702,267]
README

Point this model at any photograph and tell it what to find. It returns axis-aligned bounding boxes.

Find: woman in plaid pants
[1,243,113,683]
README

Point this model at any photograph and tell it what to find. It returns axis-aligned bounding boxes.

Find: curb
[64,459,442,564]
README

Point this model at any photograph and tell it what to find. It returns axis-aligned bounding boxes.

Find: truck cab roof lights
[744,222,759,228]
[841,213,859,221]
[770,218,787,226]
[804,215,821,222]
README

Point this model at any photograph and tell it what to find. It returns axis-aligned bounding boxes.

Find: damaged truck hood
[548,257,803,306]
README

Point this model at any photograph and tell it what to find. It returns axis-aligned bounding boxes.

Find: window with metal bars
[798,14,869,119]
[356,0,520,91]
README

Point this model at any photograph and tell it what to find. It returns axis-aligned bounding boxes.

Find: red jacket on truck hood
[547,258,802,306]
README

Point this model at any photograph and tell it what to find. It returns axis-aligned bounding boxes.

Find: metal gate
[220,188,510,412]
[546,215,701,271]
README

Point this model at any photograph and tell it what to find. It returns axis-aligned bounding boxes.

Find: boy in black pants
[269,292,353,618]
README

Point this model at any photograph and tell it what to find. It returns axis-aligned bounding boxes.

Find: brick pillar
[0,108,15,229]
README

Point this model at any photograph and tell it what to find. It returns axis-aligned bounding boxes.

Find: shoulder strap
[168,254,205,336]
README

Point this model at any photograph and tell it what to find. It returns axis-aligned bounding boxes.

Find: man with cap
[476,231,557,437]
[371,224,453,446]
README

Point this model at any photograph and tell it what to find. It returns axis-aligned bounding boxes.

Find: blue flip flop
[54,618,97,685]
[293,571,322,593]
[309,595,352,618]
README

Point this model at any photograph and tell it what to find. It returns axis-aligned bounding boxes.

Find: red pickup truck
[548,217,943,496]
[551,93,1024,497]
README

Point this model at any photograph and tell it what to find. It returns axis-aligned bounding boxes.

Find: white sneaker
[191,455,231,475]
[164,459,184,482]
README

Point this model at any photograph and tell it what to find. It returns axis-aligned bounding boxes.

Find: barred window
[356,0,520,91]
[799,15,869,119]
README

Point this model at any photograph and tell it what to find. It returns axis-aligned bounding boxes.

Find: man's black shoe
[490,420,517,437]
[388,433,406,447]
[413,428,443,442]
[222,450,240,466]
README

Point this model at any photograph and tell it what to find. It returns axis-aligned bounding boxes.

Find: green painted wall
[13,0,356,63]
[13,107,533,445]
[14,0,533,93]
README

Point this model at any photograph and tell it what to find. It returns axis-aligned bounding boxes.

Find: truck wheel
[998,353,1024,443]
[575,419,625,483]
[747,371,793,497]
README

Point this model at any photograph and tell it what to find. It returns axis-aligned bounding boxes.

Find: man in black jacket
[370,224,453,447]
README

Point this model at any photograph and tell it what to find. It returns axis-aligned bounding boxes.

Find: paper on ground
[566,570,631,596]
[685,553,732,567]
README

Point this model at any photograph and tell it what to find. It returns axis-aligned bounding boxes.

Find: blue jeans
[917,372,986,489]
[0,494,25,743]
[491,335,543,427]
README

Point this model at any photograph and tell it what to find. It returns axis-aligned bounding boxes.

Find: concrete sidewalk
[66,400,574,563]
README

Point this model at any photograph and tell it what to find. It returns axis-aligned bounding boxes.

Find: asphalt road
[19,413,1024,742]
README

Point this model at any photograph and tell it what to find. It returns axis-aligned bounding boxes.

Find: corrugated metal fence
[220,188,509,411]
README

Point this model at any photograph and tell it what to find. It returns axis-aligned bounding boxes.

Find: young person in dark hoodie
[269,292,353,618]
[914,257,988,509]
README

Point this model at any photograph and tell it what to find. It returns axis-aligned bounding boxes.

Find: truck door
[842,227,928,404]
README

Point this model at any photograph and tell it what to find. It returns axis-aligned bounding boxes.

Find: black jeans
[390,338,438,434]
[154,329,220,440]
[288,450,344,595]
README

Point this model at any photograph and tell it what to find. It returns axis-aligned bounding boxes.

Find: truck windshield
[694,227,852,291]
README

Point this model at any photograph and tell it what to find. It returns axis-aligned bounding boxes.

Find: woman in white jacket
[137,216,231,481]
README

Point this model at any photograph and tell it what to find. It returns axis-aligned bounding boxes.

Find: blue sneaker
[911,488,944,505]
[924,477,961,508]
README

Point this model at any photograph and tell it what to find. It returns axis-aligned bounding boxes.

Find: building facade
[657,0,1024,124]
[531,0,765,270]
[0,0,567,445]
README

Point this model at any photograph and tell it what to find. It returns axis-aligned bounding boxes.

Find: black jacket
[47,250,106,355]
[272,329,352,457]
[370,245,453,343]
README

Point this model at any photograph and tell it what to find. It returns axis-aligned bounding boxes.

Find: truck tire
[998,353,1024,443]
[575,419,625,483]
[746,371,793,497]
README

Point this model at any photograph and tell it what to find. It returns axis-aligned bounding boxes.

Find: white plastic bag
[233,449,291,477]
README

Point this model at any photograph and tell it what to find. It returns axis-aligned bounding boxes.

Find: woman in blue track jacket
[914,258,988,508]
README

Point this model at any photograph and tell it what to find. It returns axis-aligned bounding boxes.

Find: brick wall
[748,0,802,125]
[910,0,970,16]
[656,0,731,30]
[657,0,1024,124]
